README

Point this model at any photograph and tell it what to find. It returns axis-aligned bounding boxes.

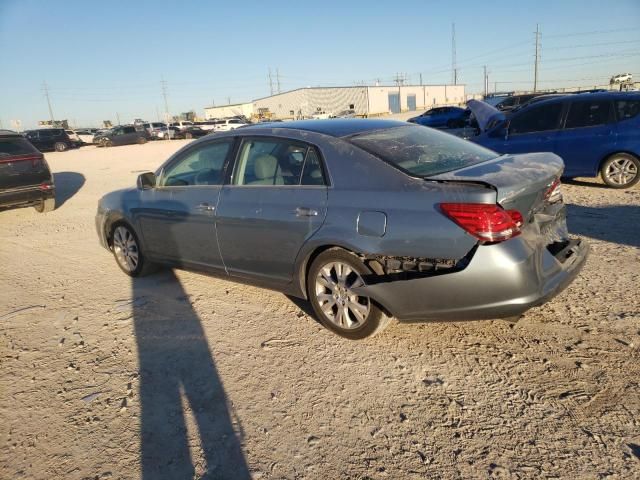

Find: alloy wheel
[112,226,139,272]
[314,261,371,329]
[604,157,638,187]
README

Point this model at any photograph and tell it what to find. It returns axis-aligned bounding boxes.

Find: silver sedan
[96,119,588,339]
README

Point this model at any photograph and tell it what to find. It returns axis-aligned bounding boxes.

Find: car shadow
[566,203,640,248]
[563,177,608,189]
[132,269,250,479]
[52,171,85,208]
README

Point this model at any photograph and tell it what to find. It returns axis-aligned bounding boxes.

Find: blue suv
[470,93,640,188]
[408,106,468,129]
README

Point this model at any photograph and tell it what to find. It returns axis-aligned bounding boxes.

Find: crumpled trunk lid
[430,151,564,222]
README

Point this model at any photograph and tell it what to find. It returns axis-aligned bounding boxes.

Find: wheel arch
[295,244,361,300]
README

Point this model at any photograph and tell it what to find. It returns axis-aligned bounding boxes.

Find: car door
[498,101,564,155]
[122,126,137,145]
[135,138,235,271]
[554,98,615,177]
[25,131,42,150]
[216,136,328,285]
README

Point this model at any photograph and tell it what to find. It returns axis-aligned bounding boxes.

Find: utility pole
[533,23,540,92]
[276,68,281,94]
[116,112,121,125]
[42,81,55,123]
[268,68,274,96]
[156,106,160,122]
[451,23,457,85]
[161,75,169,121]
[483,66,488,96]
[419,73,423,86]
[227,97,231,105]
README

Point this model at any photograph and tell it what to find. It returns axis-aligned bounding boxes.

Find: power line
[545,27,638,38]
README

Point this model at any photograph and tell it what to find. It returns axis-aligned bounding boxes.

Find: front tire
[54,142,68,152]
[601,153,640,188]
[307,248,390,339]
[101,138,113,148]
[137,136,147,144]
[111,223,158,277]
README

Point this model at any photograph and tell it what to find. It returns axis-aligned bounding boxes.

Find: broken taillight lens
[439,203,523,242]
[544,178,562,204]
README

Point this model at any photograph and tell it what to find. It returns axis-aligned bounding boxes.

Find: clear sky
[1,0,639,128]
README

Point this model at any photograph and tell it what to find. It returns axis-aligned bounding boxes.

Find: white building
[203,84,465,120]
[203,102,254,120]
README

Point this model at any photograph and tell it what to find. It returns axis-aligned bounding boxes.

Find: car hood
[467,99,506,132]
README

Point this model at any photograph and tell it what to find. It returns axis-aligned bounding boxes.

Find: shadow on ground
[52,171,85,208]
[563,177,609,189]
[132,270,250,479]
[567,203,640,248]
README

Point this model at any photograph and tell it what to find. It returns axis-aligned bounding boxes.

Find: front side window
[510,102,563,135]
[349,125,497,177]
[232,138,326,186]
[123,126,136,134]
[565,100,611,129]
[161,140,232,186]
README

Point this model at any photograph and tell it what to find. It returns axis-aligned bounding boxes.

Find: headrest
[253,154,278,179]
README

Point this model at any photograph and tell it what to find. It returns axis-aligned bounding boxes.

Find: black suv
[23,128,76,152]
[495,93,553,112]
[0,130,55,212]
[94,125,150,147]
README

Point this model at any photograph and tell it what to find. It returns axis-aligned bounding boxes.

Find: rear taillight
[440,203,523,242]
[39,181,54,191]
[544,178,562,204]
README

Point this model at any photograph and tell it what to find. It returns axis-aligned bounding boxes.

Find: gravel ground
[1,140,639,480]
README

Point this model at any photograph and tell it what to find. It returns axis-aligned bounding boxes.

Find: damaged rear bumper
[356,236,589,322]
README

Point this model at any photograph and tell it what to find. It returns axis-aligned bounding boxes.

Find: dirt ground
[1,139,639,480]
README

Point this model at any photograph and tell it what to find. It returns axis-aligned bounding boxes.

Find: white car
[214,118,247,131]
[194,121,218,131]
[311,111,331,120]
[611,73,632,84]
[169,121,194,130]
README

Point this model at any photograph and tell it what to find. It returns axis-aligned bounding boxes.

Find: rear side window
[565,100,611,128]
[615,100,640,121]
[510,102,563,134]
[0,137,40,158]
[349,125,497,177]
[233,138,326,186]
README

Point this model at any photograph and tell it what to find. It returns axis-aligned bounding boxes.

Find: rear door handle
[296,207,318,217]
[195,203,216,212]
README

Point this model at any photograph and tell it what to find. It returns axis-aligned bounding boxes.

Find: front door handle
[195,203,215,212]
[296,207,318,217]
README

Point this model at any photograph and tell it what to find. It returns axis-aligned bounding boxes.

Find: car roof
[243,118,409,137]
[518,91,640,108]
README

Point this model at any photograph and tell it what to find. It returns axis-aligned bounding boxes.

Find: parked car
[332,109,357,118]
[96,119,588,339]
[214,118,248,131]
[65,130,83,146]
[142,122,168,139]
[611,73,632,84]
[168,126,208,139]
[75,128,99,144]
[23,128,76,152]
[408,106,468,128]
[0,129,55,212]
[494,93,551,112]
[94,125,149,147]
[194,121,218,131]
[169,121,195,130]
[468,92,640,188]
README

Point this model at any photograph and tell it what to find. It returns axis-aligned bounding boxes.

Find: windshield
[349,125,498,177]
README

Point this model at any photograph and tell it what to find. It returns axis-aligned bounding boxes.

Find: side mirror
[137,172,156,190]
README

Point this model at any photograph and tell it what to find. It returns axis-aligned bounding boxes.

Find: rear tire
[54,142,68,152]
[110,223,158,277]
[137,136,147,144]
[34,198,55,213]
[600,153,640,188]
[185,132,193,139]
[307,248,391,339]
[101,138,113,148]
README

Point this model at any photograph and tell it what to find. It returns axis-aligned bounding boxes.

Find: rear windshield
[0,137,40,158]
[348,125,497,177]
